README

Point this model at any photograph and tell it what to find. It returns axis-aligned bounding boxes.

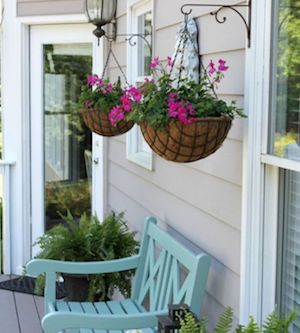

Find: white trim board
[240,0,274,324]
[1,4,107,272]
[126,0,153,171]
[17,14,87,25]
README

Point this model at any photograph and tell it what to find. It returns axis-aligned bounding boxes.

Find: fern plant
[33,211,139,301]
[179,307,297,333]
[214,307,234,333]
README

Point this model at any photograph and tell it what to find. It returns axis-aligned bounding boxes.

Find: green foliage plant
[33,211,139,301]
[45,180,91,219]
[179,307,298,333]
[78,75,142,127]
[126,56,245,130]
[78,76,123,113]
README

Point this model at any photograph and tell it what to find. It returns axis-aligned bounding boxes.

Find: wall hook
[180,1,252,48]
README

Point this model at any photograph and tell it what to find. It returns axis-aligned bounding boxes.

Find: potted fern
[33,211,139,301]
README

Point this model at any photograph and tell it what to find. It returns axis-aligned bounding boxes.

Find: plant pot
[62,273,90,301]
[140,116,232,163]
[81,108,134,137]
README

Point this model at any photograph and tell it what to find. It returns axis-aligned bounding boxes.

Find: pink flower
[208,60,216,75]
[87,74,99,86]
[167,94,197,125]
[127,86,142,102]
[167,56,174,67]
[109,105,125,126]
[84,100,93,108]
[96,78,104,87]
[218,59,229,71]
[106,83,113,93]
[120,95,132,112]
[168,92,178,101]
[149,56,160,68]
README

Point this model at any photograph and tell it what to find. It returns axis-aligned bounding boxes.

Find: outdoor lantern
[85,0,117,39]
[157,304,190,333]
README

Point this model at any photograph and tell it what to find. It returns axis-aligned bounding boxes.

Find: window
[272,1,300,328]
[277,170,300,332]
[270,1,300,162]
[126,0,153,170]
[241,0,300,323]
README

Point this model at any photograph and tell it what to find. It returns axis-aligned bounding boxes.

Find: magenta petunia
[109,105,125,126]
[127,86,142,102]
[121,95,132,112]
[218,59,229,71]
[208,60,216,75]
[167,56,174,67]
[84,100,93,108]
[106,83,113,93]
[87,74,99,87]
[149,56,160,68]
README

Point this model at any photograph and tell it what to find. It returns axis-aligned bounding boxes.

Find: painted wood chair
[26,216,211,333]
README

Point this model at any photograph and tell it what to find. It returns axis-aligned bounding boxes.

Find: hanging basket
[140,116,232,163]
[81,108,134,137]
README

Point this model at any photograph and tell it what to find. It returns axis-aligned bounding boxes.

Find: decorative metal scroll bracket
[181,0,252,48]
[114,33,152,54]
[105,20,152,53]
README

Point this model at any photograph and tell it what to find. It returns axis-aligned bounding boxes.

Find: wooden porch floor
[0,275,44,333]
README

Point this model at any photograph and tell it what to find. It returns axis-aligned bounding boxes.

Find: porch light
[157,304,190,333]
[85,0,117,39]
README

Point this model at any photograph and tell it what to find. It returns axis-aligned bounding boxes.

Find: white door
[30,24,106,256]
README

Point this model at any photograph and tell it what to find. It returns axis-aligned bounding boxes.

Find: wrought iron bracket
[181,0,252,48]
[105,20,152,54]
[115,33,152,54]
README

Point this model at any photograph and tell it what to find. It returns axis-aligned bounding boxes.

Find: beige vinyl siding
[107,0,245,326]
[17,0,84,16]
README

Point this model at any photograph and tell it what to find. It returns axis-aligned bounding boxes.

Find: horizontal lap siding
[115,0,245,323]
[17,0,84,16]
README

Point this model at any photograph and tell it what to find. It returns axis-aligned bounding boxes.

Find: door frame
[30,23,107,256]
[1,9,107,272]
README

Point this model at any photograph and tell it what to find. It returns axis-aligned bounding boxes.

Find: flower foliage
[78,75,124,112]
[78,75,142,127]
[127,56,245,130]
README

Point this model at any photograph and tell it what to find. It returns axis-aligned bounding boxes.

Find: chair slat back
[131,217,210,315]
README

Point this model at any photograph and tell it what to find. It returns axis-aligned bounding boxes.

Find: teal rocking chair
[26,216,211,333]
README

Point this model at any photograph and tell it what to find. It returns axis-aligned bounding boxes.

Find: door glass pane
[137,11,152,77]
[270,1,300,160]
[44,43,93,230]
[277,170,300,332]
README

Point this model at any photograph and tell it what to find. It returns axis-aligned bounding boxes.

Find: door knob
[93,158,99,165]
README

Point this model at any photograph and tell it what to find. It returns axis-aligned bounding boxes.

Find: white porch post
[1,0,31,274]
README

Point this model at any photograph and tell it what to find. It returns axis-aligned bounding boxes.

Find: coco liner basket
[141,116,232,163]
[81,108,134,137]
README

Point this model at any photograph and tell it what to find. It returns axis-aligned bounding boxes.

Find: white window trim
[241,0,300,324]
[126,0,153,171]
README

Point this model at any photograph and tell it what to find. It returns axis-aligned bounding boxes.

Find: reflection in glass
[138,11,152,77]
[272,0,300,161]
[43,43,93,230]
[277,170,300,332]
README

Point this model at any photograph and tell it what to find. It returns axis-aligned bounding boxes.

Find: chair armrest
[26,255,140,276]
[42,310,168,333]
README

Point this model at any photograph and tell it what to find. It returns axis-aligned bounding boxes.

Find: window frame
[241,0,300,324]
[126,0,153,171]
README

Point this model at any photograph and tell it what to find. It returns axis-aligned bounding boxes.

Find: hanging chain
[101,39,129,86]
